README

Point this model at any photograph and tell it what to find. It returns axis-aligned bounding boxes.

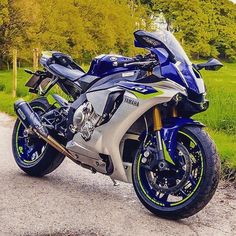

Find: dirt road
[0,112,235,236]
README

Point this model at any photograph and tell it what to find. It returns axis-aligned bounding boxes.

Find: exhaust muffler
[14,99,76,160]
[14,99,48,136]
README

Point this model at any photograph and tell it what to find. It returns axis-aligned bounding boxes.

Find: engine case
[73,102,101,140]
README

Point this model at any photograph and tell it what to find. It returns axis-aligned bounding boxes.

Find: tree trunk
[7,61,10,71]
[0,56,3,70]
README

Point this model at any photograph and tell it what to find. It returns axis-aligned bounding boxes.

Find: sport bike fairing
[67,79,187,182]
[134,30,205,94]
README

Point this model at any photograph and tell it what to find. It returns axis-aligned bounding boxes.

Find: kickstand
[110,177,119,186]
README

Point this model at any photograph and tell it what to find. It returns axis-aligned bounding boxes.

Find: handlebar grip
[112,59,157,68]
[124,60,156,68]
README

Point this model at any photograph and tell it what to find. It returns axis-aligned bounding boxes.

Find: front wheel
[132,126,220,219]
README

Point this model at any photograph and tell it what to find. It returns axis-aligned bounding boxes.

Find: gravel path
[0,112,235,236]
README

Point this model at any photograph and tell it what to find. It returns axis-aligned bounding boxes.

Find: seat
[48,64,85,81]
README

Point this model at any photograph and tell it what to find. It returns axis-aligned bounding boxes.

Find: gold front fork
[152,105,177,168]
[153,106,178,130]
[152,105,167,169]
[153,106,162,131]
[172,107,178,118]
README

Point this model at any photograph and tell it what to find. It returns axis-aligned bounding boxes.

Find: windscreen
[152,30,192,65]
[142,30,205,94]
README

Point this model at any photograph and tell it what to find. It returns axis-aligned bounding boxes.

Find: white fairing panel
[66,81,187,182]
[86,87,123,116]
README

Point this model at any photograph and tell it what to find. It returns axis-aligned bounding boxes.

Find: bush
[0,82,6,91]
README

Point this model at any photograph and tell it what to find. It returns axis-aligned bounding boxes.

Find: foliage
[0,0,150,68]
[149,0,236,61]
[1,0,236,65]
[0,0,19,68]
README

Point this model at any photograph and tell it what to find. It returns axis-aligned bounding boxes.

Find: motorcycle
[12,30,222,219]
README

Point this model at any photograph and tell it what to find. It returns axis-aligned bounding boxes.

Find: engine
[72,102,101,141]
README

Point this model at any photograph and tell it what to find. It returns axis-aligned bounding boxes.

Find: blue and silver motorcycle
[12,30,222,219]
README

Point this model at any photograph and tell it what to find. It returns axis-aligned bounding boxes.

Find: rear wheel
[12,98,65,177]
[132,126,220,219]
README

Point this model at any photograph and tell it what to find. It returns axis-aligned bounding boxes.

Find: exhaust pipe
[14,99,77,161]
[14,99,48,136]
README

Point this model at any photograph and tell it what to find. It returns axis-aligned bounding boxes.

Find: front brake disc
[146,142,192,194]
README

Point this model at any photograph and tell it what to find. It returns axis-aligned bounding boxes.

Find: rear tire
[132,126,220,219]
[12,97,65,177]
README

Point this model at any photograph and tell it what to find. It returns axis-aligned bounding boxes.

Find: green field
[0,64,235,171]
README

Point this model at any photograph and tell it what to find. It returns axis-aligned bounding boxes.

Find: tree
[0,0,40,68]
[0,0,11,68]
[201,0,236,61]
[149,0,236,60]
[0,0,150,67]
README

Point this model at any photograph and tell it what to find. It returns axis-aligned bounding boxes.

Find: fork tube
[153,106,165,161]
[172,107,178,117]
[153,106,162,131]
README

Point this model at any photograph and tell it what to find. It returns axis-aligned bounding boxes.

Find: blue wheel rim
[137,131,204,207]
[15,107,47,166]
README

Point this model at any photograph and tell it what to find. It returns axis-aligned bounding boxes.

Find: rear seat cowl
[48,64,85,81]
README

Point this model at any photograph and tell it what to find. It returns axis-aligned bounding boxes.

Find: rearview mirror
[195,58,223,71]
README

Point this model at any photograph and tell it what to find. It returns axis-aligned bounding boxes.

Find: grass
[195,63,236,135]
[0,68,36,115]
[208,130,236,170]
[194,62,236,169]
[0,63,235,169]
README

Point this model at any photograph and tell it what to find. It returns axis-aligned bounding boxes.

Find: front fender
[161,118,204,162]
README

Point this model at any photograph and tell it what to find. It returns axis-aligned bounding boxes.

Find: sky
[231,0,236,3]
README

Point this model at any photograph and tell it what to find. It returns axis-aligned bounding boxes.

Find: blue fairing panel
[87,54,133,77]
[139,118,204,163]
[161,118,204,162]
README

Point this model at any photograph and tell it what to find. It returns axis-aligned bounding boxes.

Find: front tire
[12,98,65,177]
[132,126,220,219]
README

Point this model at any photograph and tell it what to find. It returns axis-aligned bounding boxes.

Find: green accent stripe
[132,87,164,100]
[178,131,197,144]
[15,123,21,157]
[137,154,164,206]
[170,131,204,206]
[162,141,175,165]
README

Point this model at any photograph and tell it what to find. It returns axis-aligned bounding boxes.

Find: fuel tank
[87,54,132,76]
